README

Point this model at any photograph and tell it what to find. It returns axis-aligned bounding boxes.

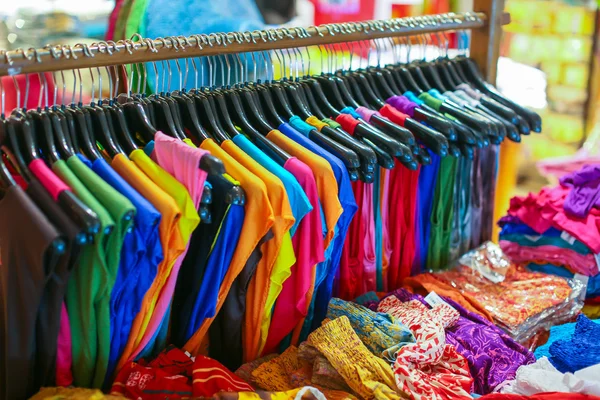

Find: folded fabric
[500,241,599,277]
[435,265,575,332]
[499,221,563,237]
[500,232,591,255]
[499,357,600,396]
[377,297,473,400]
[549,315,600,373]
[560,165,600,218]
[307,316,403,399]
[384,288,535,395]
[508,187,600,254]
[325,297,415,361]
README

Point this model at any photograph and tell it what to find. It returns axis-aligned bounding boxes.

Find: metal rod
[0,12,504,76]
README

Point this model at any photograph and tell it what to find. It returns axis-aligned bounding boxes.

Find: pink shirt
[362,182,377,294]
[500,240,599,277]
[56,303,73,387]
[509,186,600,254]
[381,168,392,291]
[263,157,325,355]
[29,159,71,200]
[127,133,208,361]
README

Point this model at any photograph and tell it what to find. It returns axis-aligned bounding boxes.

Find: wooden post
[470,0,507,84]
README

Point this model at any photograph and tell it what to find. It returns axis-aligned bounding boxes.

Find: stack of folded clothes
[498,165,600,317]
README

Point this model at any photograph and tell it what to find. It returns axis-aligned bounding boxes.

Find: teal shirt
[232,134,312,236]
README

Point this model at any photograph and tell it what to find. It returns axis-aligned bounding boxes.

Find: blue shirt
[418,150,441,267]
[232,134,312,236]
[185,203,245,340]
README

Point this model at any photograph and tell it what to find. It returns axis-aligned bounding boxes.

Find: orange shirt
[221,139,295,362]
[266,130,342,249]
[111,153,183,369]
[184,139,274,355]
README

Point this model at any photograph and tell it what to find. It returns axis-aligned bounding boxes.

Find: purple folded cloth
[497,215,523,226]
[373,288,535,395]
[560,164,600,218]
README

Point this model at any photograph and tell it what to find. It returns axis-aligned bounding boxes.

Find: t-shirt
[0,185,63,400]
[266,129,342,248]
[139,132,209,354]
[111,153,182,373]
[126,147,200,359]
[277,122,358,330]
[232,134,312,236]
[262,157,326,355]
[52,159,115,389]
[221,138,295,363]
[183,138,273,356]
[82,155,164,384]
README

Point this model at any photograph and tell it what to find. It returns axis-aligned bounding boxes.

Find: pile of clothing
[497,315,600,396]
[498,164,600,319]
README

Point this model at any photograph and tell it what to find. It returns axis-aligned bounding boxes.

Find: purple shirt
[560,164,600,218]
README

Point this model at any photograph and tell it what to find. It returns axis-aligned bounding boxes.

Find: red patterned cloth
[377,297,473,400]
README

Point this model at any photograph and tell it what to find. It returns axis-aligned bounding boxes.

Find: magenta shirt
[263,157,325,355]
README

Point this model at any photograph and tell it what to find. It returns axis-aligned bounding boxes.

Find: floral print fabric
[325,297,415,361]
[377,297,473,400]
[385,289,535,394]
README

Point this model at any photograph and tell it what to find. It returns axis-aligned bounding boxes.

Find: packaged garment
[435,242,585,342]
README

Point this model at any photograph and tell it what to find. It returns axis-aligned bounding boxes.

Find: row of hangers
[0,20,541,254]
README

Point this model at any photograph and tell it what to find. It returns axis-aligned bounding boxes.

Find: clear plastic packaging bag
[435,242,585,343]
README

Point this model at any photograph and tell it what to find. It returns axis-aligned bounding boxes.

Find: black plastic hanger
[455,57,541,132]
[29,108,61,163]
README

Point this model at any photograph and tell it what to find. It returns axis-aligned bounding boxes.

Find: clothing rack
[0,6,510,84]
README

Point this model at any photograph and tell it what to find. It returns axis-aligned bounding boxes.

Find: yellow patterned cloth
[30,388,127,400]
[307,316,407,399]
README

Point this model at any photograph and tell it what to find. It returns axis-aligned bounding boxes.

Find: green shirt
[52,159,114,388]
[427,156,457,271]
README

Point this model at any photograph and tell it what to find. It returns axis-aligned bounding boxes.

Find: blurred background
[1,0,599,225]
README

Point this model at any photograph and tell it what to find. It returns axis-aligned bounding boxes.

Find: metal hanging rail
[0,12,509,77]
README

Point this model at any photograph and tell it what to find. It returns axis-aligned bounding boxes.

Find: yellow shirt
[220,139,296,362]
[128,149,200,346]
